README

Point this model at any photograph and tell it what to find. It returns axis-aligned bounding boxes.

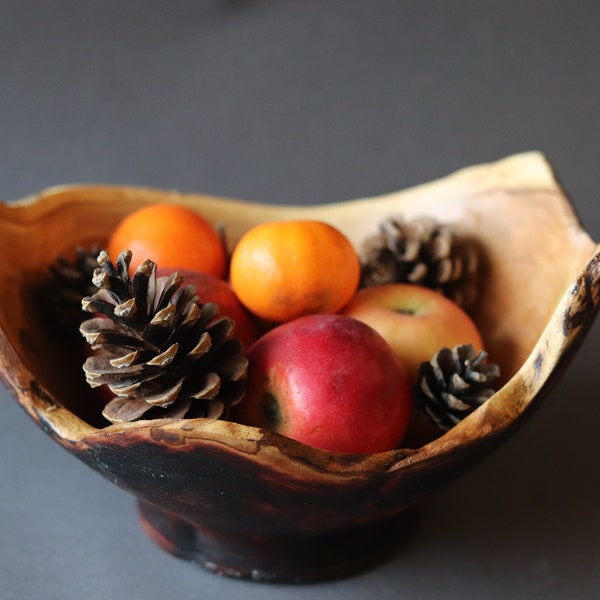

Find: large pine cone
[360,216,480,308]
[416,344,500,431]
[80,250,248,424]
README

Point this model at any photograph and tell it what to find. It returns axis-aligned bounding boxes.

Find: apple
[157,268,259,349]
[341,283,484,385]
[230,313,412,454]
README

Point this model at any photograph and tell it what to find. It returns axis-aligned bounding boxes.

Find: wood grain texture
[1,152,599,581]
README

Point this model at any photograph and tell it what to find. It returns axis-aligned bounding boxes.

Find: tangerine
[107,203,227,277]
[229,220,360,323]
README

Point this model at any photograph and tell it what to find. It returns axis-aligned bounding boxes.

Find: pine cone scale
[103,395,157,423]
[109,350,141,369]
[187,332,212,358]
[143,379,184,407]
[80,318,146,349]
[191,372,221,400]
[146,343,179,367]
[114,298,138,319]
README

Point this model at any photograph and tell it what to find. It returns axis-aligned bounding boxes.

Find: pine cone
[80,250,248,424]
[416,344,500,431]
[45,245,102,333]
[360,216,480,308]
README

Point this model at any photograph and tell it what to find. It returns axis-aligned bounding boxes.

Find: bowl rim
[2,152,600,477]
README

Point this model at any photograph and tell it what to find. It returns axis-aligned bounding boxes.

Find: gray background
[1,2,600,599]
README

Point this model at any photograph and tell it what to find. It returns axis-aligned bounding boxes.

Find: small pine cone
[80,250,248,424]
[416,344,500,431]
[45,245,102,333]
[360,216,480,308]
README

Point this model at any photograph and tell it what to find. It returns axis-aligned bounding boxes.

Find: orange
[229,220,360,323]
[107,203,227,278]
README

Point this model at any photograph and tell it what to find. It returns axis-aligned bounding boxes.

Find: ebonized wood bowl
[1,152,599,582]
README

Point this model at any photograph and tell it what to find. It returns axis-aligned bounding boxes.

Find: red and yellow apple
[157,268,259,349]
[341,283,484,385]
[230,313,412,454]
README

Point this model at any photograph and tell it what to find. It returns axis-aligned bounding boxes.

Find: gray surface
[1,2,600,598]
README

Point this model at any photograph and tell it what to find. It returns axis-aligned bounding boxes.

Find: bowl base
[137,500,419,583]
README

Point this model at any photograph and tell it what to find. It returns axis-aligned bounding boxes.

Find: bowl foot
[137,500,419,583]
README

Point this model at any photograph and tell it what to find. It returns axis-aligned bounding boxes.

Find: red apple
[157,268,259,349]
[341,283,484,385]
[230,313,412,454]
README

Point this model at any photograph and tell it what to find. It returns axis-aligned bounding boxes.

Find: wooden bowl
[1,152,599,582]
